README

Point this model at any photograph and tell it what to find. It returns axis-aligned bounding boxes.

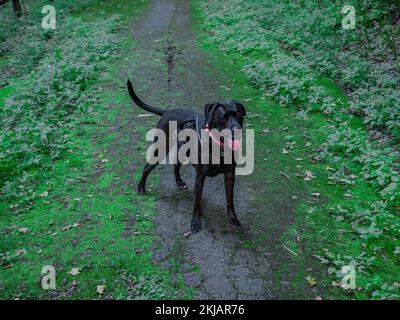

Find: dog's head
[204,100,246,131]
[204,101,246,151]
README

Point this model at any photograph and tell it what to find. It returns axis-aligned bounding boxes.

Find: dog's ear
[204,103,220,126]
[232,101,246,117]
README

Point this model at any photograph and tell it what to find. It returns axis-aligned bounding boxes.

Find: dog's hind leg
[137,128,169,195]
[174,161,187,190]
[137,162,158,195]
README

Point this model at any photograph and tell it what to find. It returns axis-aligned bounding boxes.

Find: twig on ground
[280,172,290,179]
[281,243,299,256]
[137,114,154,117]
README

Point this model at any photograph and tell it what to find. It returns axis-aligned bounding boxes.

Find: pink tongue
[228,139,240,151]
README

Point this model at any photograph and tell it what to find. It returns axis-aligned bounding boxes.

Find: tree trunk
[12,0,22,17]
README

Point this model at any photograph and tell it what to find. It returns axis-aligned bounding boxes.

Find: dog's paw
[137,185,147,195]
[230,217,241,227]
[176,181,188,190]
[190,218,201,233]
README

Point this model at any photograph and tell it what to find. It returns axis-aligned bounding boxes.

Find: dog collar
[195,117,223,148]
[195,116,204,146]
[205,123,224,148]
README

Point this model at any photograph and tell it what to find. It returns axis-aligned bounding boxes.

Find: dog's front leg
[225,170,241,226]
[191,172,206,232]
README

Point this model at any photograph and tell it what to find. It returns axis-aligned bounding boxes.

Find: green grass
[0,86,12,105]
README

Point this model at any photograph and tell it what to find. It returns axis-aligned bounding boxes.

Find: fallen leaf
[69,267,80,276]
[304,170,316,181]
[332,281,341,287]
[306,276,317,287]
[62,222,80,231]
[39,191,49,197]
[97,285,105,295]
[15,249,26,257]
[19,227,29,234]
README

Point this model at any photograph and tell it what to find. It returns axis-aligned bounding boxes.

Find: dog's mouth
[220,137,241,151]
[205,123,241,151]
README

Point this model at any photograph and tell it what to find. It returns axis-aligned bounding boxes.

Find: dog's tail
[127,79,165,116]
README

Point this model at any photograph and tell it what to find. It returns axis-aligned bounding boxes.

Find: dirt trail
[125,0,315,299]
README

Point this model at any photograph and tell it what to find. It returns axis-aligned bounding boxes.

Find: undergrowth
[0,3,120,215]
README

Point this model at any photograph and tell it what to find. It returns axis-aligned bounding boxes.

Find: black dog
[127,80,246,232]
